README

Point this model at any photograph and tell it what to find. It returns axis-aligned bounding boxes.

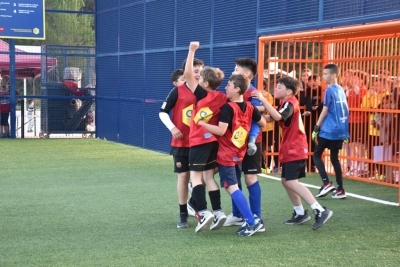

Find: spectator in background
[0,75,11,138]
[302,74,323,172]
[371,95,395,145]
[261,78,275,173]
[345,70,368,177]
[370,95,396,180]
[342,69,353,93]
[361,76,391,179]
[301,68,312,90]
[27,99,35,133]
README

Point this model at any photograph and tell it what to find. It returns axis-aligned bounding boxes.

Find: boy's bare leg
[244,173,257,186]
[284,179,317,206]
[177,172,189,205]
[203,169,219,191]
[281,178,302,206]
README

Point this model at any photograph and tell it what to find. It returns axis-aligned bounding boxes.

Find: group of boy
[160,41,349,236]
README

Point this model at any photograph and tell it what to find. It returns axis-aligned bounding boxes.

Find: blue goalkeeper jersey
[319,84,349,140]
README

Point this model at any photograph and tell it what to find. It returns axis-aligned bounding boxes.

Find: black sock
[192,185,207,211]
[179,204,187,214]
[208,190,221,211]
[189,197,198,211]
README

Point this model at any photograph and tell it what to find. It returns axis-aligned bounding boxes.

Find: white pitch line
[258,173,399,207]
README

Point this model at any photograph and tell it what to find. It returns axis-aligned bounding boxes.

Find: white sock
[294,205,304,216]
[310,202,325,212]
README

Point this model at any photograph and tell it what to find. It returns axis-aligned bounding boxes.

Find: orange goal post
[257,20,400,205]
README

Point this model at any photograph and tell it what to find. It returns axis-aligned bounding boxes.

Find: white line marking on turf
[258,173,399,207]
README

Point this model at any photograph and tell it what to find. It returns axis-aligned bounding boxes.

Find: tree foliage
[14,0,94,46]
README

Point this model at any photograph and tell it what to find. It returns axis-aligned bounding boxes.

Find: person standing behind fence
[303,74,323,172]
[27,99,35,133]
[261,78,275,173]
[370,95,396,180]
[312,63,350,199]
[0,75,11,138]
[361,77,391,179]
[345,70,368,177]
[371,95,395,145]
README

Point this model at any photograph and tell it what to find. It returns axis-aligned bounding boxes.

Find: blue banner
[0,0,45,40]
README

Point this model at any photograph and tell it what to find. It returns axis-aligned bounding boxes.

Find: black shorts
[189,141,218,171]
[349,123,367,143]
[1,112,9,126]
[281,159,307,181]
[170,147,189,173]
[315,137,344,153]
[173,155,189,173]
[242,142,261,174]
[170,147,189,157]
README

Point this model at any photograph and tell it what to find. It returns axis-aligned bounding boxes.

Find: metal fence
[258,20,400,203]
[96,0,400,152]
[0,0,95,138]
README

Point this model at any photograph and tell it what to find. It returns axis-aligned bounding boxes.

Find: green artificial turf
[0,139,399,267]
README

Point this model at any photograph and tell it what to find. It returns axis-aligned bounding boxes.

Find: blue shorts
[218,164,242,188]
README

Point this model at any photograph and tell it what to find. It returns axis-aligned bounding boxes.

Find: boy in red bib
[252,77,333,230]
[199,74,266,236]
[184,42,228,233]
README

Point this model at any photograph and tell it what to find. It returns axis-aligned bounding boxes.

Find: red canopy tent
[0,39,57,78]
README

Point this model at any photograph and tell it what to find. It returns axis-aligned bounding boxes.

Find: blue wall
[96,0,400,153]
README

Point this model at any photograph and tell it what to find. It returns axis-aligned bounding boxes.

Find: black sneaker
[332,189,347,199]
[177,212,189,228]
[313,207,333,230]
[284,210,311,225]
[315,182,335,198]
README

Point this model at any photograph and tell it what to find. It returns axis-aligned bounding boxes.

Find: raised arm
[184,41,200,93]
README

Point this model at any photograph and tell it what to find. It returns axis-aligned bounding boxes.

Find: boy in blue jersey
[312,64,350,199]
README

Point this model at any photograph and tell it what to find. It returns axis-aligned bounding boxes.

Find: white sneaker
[195,210,214,233]
[223,213,244,226]
[210,210,227,230]
[187,199,196,217]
